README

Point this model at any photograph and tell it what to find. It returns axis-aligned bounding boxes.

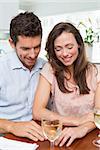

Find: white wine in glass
[42,119,62,148]
[93,108,100,147]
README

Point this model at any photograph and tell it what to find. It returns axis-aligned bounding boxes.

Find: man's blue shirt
[0,51,46,121]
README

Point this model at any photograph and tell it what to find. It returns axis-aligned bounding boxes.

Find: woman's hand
[55,123,92,147]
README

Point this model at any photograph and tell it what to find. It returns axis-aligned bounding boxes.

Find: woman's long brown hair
[45,22,94,94]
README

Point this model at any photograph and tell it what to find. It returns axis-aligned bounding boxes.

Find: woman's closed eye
[54,47,62,52]
[66,44,74,50]
[67,46,73,49]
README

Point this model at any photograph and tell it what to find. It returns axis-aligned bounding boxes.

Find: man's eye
[22,48,30,51]
[34,46,40,50]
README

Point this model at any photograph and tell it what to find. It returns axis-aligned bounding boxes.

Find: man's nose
[29,48,36,58]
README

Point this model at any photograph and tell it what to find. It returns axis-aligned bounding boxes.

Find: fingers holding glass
[93,108,100,147]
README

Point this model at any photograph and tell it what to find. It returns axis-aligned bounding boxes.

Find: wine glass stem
[50,141,54,150]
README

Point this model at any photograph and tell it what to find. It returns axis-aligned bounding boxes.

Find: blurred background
[0,0,100,62]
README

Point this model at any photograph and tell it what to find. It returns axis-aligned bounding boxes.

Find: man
[0,12,46,141]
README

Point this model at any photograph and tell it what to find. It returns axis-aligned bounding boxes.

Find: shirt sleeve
[81,64,100,91]
[96,65,100,83]
[40,62,54,84]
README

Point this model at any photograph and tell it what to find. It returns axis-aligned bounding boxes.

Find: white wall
[39,10,100,62]
[0,0,19,54]
[0,0,19,30]
[19,0,100,17]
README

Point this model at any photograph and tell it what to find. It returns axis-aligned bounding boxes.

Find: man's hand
[8,120,45,141]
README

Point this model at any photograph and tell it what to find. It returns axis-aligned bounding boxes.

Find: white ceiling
[19,0,100,17]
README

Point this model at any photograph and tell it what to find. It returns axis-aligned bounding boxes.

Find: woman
[33,22,100,147]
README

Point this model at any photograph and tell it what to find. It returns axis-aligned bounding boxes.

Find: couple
[0,11,100,147]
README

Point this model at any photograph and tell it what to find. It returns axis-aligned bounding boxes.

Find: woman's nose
[62,48,69,56]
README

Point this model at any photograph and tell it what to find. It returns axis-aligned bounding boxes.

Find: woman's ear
[9,38,15,49]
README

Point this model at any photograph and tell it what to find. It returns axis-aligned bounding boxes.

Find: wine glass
[41,119,62,149]
[93,108,100,147]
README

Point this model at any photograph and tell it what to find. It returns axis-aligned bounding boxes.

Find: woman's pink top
[40,63,100,117]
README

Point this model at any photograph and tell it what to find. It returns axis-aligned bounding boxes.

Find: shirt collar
[31,57,45,72]
[10,51,45,71]
[10,51,26,70]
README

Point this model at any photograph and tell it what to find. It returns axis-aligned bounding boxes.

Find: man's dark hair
[10,11,42,45]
